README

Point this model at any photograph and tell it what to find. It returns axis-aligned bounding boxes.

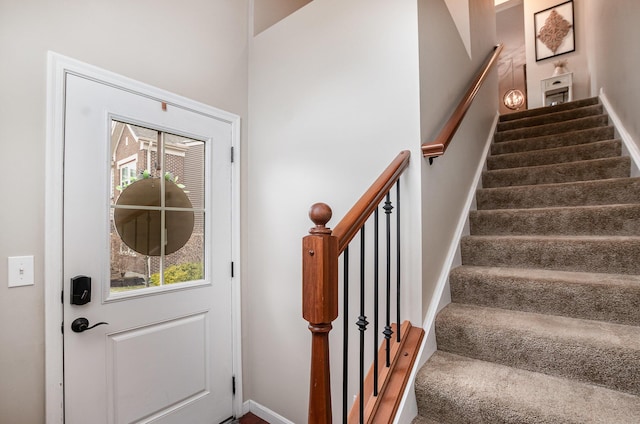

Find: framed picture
[534,0,575,62]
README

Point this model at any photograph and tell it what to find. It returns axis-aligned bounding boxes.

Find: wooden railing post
[303,203,339,424]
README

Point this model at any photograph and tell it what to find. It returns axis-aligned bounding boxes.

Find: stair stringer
[600,89,640,177]
[393,112,499,424]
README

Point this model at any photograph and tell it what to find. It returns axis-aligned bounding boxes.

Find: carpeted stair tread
[477,177,640,210]
[411,415,440,424]
[450,266,640,325]
[461,235,640,275]
[414,351,640,424]
[499,97,599,122]
[469,204,640,236]
[494,114,609,143]
[497,104,603,132]
[482,156,630,188]
[487,139,621,170]
[414,98,640,423]
[491,126,615,155]
[436,303,640,394]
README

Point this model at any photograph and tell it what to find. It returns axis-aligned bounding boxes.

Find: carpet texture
[413,98,640,423]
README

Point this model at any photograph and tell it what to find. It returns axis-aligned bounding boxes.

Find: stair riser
[461,236,640,275]
[499,97,599,122]
[450,268,640,326]
[487,139,621,170]
[494,115,609,143]
[491,126,615,155]
[497,104,603,132]
[470,205,640,236]
[435,308,640,395]
[482,157,630,188]
[477,178,640,210]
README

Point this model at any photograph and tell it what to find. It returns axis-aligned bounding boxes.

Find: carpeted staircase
[413,97,640,423]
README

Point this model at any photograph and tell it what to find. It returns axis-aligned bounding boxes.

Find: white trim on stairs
[392,112,500,424]
[599,89,640,177]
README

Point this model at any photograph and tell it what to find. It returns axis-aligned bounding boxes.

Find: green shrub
[150,262,203,285]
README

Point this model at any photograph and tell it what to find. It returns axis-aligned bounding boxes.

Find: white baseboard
[392,112,500,423]
[242,400,295,424]
[599,89,640,176]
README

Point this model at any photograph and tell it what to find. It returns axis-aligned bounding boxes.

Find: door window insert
[110,120,206,294]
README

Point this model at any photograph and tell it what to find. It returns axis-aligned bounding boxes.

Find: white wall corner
[599,89,640,177]
[444,0,472,59]
[495,0,523,13]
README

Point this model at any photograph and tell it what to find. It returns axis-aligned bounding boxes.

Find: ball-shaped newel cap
[308,202,332,234]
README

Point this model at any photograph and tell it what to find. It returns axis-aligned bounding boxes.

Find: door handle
[71,317,109,333]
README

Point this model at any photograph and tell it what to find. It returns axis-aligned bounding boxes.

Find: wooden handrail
[422,43,504,160]
[303,150,411,423]
[332,150,410,253]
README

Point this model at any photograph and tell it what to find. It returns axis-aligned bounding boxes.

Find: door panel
[108,313,208,423]
[63,74,233,424]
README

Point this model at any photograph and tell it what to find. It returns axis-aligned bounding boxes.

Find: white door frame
[44,52,243,423]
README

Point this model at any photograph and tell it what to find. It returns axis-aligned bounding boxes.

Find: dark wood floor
[238,412,269,424]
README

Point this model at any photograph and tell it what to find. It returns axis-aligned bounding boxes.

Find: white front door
[63,73,235,424]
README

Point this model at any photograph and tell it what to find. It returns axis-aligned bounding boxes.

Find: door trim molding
[45,52,243,423]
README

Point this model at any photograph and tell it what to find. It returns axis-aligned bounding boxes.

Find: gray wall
[418,0,498,317]
[497,2,527,114]
[584,0,640,145]
[0,1,248,422]
[253,0,312,35]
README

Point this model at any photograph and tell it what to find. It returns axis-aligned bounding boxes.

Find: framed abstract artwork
[534,1,575,62]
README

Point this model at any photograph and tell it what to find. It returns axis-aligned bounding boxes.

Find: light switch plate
[8,256,34,287]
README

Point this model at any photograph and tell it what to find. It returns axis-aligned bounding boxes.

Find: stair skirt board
[413,97,640,424]
[600,90,640,177]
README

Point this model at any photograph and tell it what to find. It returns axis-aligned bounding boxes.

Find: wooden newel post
[303,202,339,424]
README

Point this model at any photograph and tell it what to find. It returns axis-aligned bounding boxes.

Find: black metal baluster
[383,194,394,367]
[342,247,349,424]
[373,207,379,397]
[396,181,401,342]
[357,226,368,424]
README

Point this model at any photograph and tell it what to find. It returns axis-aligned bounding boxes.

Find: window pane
[114,208,163,256]
[165,138,205,210]
[109,120,205,294]
[110,237,152,291]
[164,212,205,285]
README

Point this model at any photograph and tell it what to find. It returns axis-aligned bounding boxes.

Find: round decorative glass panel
[114,178,194,256]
